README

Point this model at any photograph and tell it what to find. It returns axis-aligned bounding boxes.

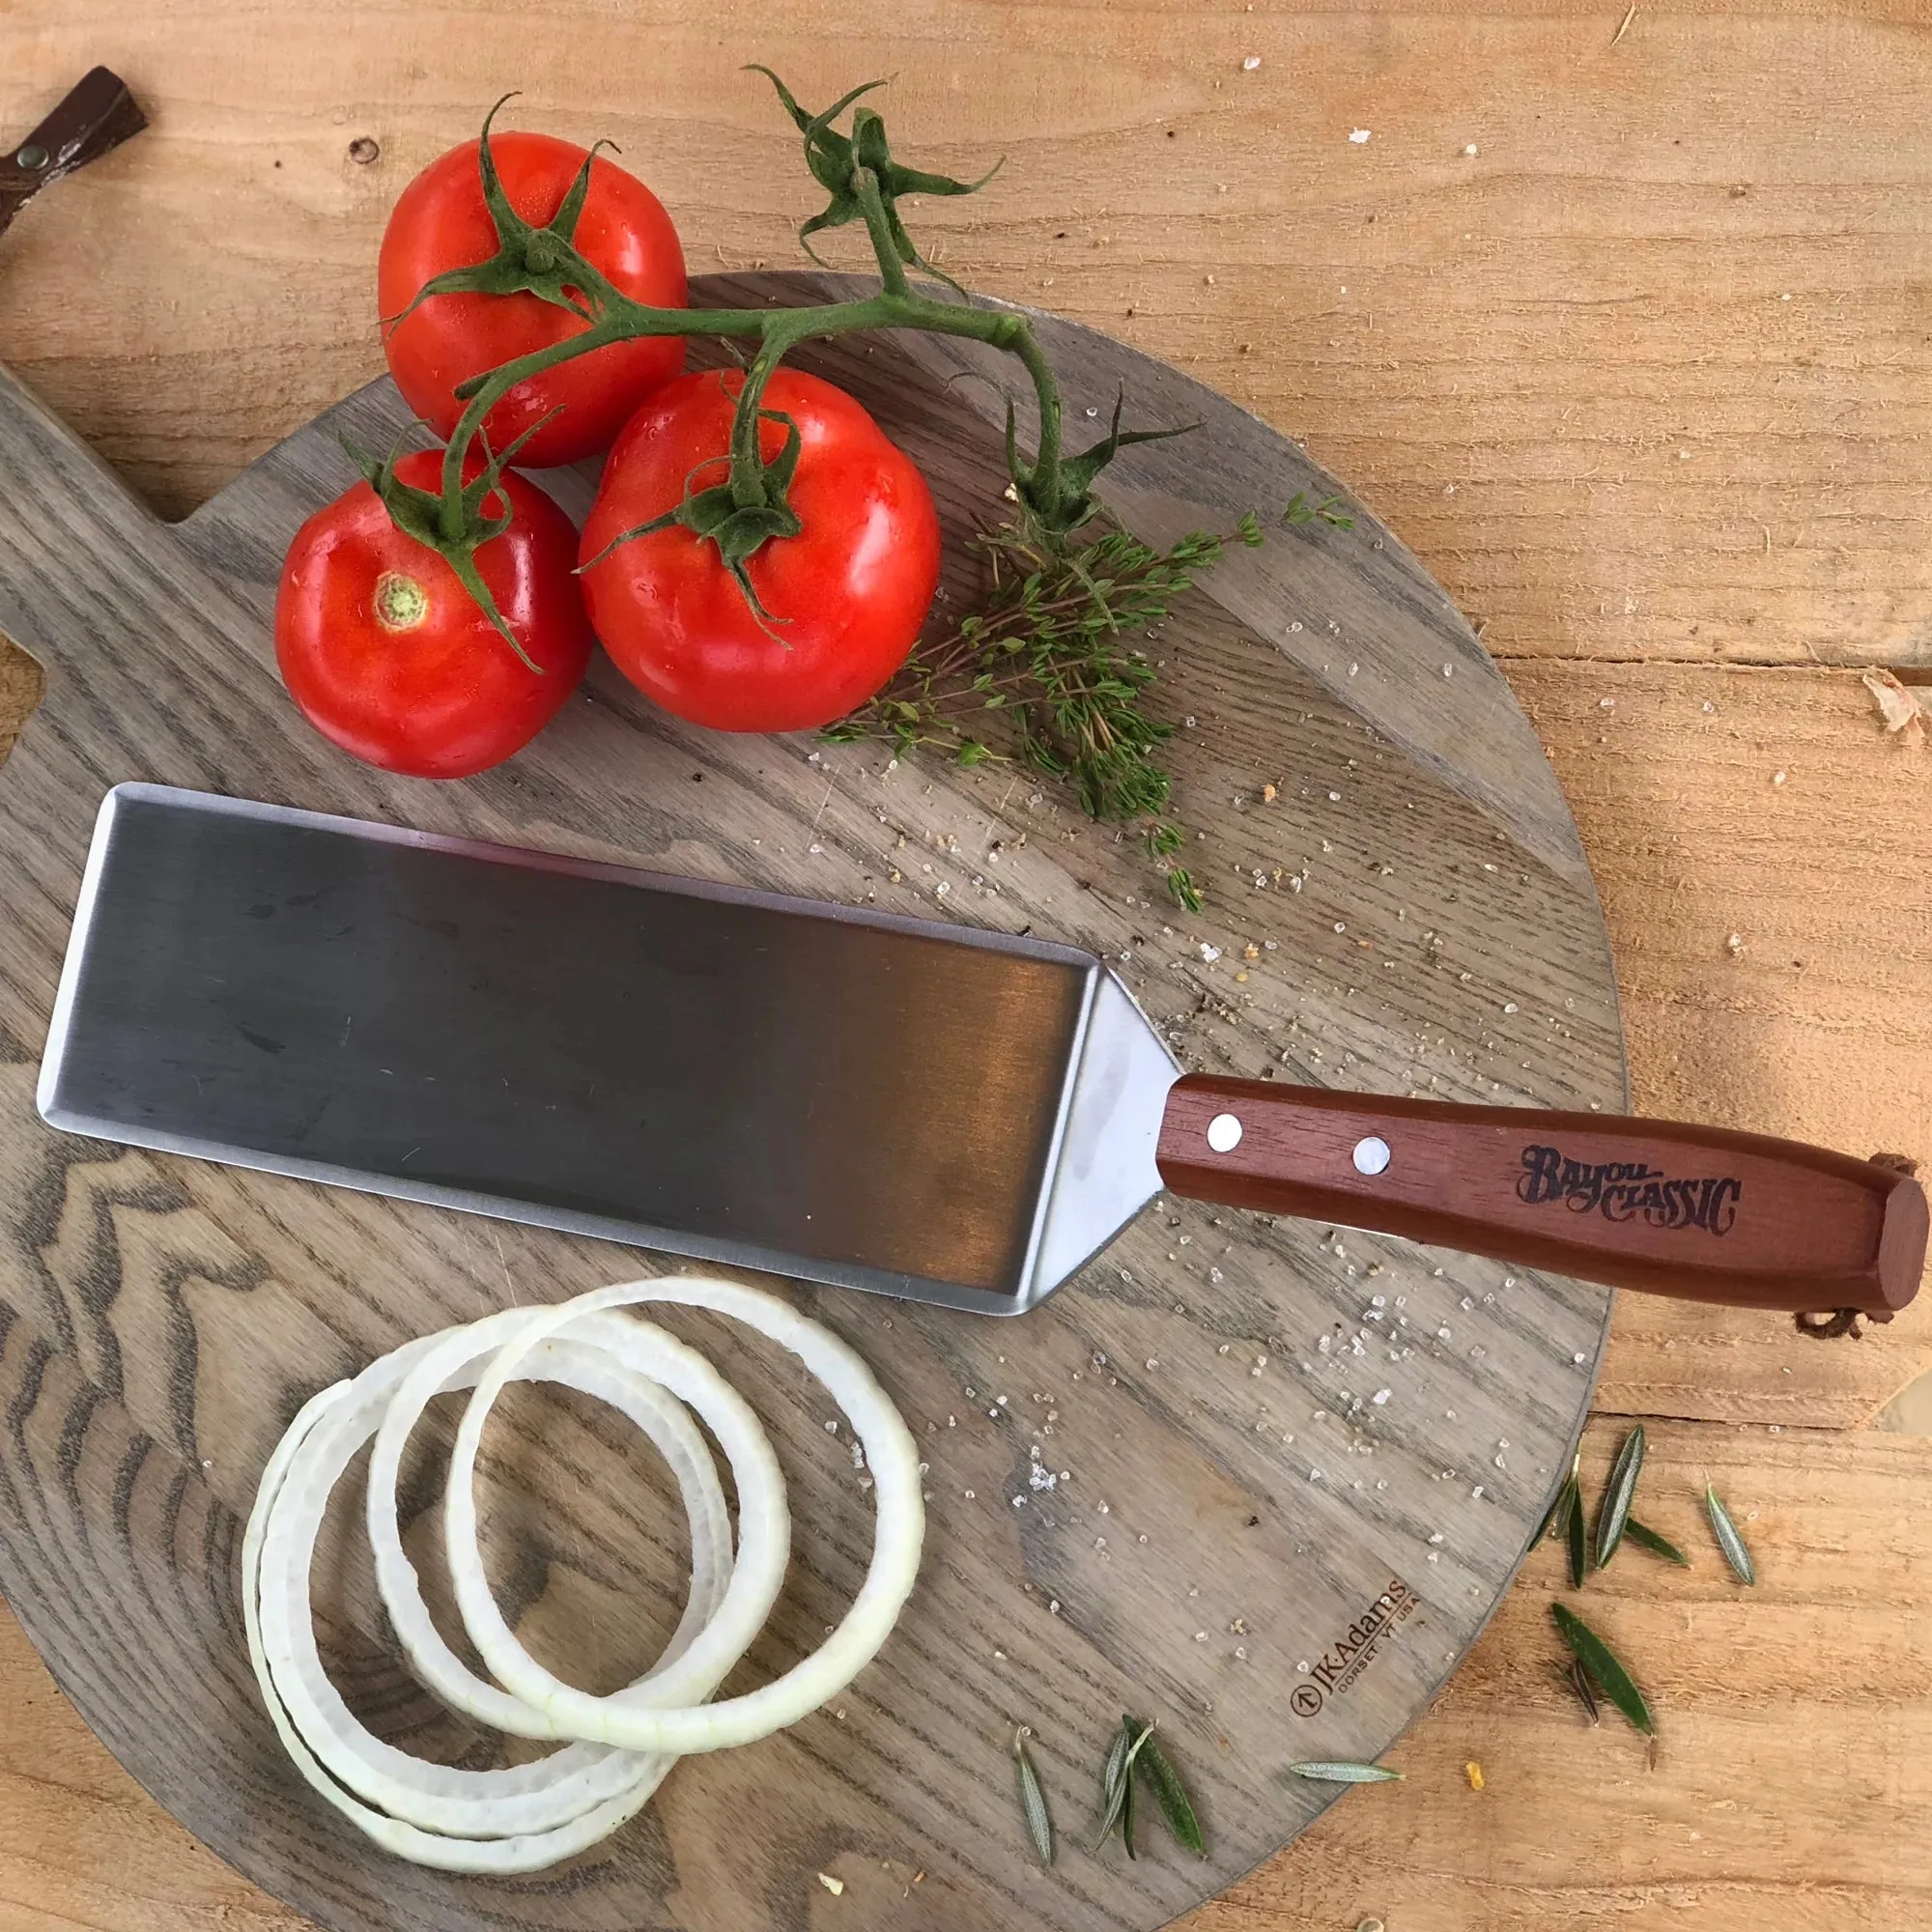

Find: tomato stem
[411,71,1186,639]
[850,163,911,300]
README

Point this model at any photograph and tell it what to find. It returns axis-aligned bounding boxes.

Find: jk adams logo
[1291,1577,1419,1717]
[1517,1144,1743,1236]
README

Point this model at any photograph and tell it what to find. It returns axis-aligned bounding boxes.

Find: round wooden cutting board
[0,273,1625,1932]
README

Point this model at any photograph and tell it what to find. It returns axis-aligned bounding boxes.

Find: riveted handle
[1155,1076,1927,1318]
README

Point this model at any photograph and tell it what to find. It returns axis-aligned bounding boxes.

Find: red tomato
[579,370,941,733]
[379,131,687,469]
[275,452,593,780]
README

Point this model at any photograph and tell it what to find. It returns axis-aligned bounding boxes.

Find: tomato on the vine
[579,369,941,733]
[275,452,592,780]
[379,132,687,469]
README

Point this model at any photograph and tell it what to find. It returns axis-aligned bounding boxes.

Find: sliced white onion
[244,1378,673,1873]
[242,1273,924,1872]
[368,1303,790,1740]
[441,1277,924,1755]
[257,1316,737,1836]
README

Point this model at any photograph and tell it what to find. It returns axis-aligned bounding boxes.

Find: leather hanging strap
[0,68,146,242]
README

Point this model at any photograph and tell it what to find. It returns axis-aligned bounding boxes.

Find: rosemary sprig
[1551,1603,1654,1737]
[1705,1484,1756,1584]
[1127,1718,1207,1857]
[1594,1426,1647,1569]
[1094,1716,1158,1849]
[1624,1519,1690,1567]
[827,512,1265,910]
[1286,1760,1405,1783]
[1013,1726,1053,1865]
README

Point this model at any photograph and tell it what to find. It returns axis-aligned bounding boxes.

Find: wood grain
[1,9,1927,1928]
[1195,1417,1932,1932]
[5,3,1932,668]
[1520,664,1932,1429]
[0,284,1621,1928]
[11,1414,1932,1932]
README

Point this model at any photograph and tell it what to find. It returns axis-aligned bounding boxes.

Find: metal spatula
[39,785,1925,1321]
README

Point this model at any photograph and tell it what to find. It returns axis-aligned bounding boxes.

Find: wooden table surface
[1,5,1928,1927]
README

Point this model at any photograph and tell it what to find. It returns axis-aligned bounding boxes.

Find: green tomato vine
[381,70,1354,910]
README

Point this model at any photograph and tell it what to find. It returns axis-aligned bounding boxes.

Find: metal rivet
[1352,1134,1392,1176]
[1206,1112,1243,1154]
[15,144,49,172]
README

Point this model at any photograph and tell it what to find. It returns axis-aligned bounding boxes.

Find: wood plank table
[2,5,1928,1926]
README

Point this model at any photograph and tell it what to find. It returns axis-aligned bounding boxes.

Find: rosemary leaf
[1013,1727,1053,1865]
[1624,1518,1690,1567]
[1594,1425,1647,1569]
[1565,1657,1601,1726]
[1094,1717,1157,1848]
[1128,1719,1206,1856]
[1705,1484,1756,1584]
[1533,1452,1578,1547]
[1550,1603,1654,1737]
[1100,1722,1128,1814]
[1565,1475,1588,1592]
[1286,1761,1405,1783]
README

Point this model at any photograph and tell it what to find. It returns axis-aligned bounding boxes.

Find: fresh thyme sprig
[1282,489,1354,531]
[825,510,1264,910]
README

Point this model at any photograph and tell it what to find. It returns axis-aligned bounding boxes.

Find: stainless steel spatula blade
[38,785,1179,1316]
[41,785,1926,1321]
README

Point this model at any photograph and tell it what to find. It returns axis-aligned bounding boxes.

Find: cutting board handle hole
[0,626,46,773]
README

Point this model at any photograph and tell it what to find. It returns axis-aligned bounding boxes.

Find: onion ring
[243,1274,923,1872]
[256,1317,738,1836]
[441,1277,923,1755]
[368,1302,790,1740]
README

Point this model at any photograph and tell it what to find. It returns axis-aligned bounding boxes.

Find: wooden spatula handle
[1155,1075,1927,1317]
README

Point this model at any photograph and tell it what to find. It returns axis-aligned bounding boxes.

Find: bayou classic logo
[1518,1144,1743,1236]
[1292,1577,1418,1717]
